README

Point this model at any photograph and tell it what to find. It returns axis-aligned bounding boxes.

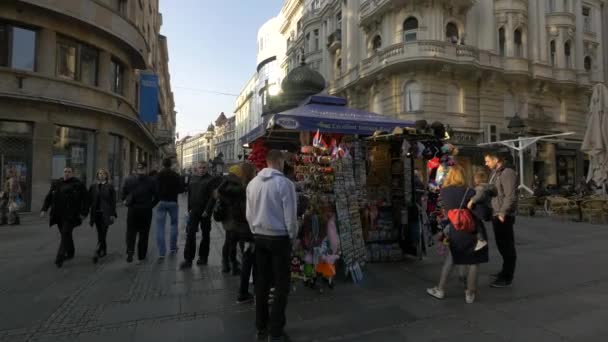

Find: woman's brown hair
[443,165,467,187]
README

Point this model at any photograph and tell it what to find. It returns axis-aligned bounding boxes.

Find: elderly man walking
[246,150,297,342]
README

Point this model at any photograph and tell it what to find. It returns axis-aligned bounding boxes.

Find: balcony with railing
[360,0,391,26]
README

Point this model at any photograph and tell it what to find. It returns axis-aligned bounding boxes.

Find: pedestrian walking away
[246,149,298,341]
[215,162,257,304]
[0,169,23,225]
[426,166,489,304]
[180,161,222,269]
[41,167,89,268]
[121,161,159,264]
[155,158,183,260]
[485,152,518,288]
[88,168,117,264]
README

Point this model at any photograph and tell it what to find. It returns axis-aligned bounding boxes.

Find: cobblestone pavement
[1,196,607,341]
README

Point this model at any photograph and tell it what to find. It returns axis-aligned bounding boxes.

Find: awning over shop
[239,95,414,145]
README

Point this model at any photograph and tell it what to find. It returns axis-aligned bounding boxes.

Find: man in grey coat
[485,152,518,287]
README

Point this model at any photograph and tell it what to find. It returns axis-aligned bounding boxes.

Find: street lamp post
[479,114,575,195]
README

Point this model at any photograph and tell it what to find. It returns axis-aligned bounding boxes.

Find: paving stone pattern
[1,195,607,341]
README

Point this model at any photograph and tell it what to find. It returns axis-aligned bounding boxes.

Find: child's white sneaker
[474,240,487,251]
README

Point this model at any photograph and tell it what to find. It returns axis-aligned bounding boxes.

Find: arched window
[446,84,464,113]
[404,81,422,112]
[499,27,506,56]
[372,35,382,52]
[584,56,592,72]
[403,17,419,42]
[564,41,572,68]
[550,40,556,66]
[514,29,523,57]
[371,92,383,114]
[446,22,459,44]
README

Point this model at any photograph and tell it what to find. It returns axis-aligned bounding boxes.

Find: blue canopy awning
[239,95,414,145]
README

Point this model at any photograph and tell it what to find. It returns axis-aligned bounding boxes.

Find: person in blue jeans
[155,158,183,260]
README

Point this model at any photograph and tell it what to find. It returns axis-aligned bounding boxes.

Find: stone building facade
[214,113,236,165]
[0,0,176,210]
[279,0,607,189]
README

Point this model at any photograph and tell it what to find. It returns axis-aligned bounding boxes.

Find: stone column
[478,0,496,51]
[538,0,548,62]
[31,122,54,211]
[98,51,112,92]
[466,4,479,48]
[505,17,513,57]
[556,30,565,68]
[574,0,585,71]
[36,29,56,77]
[597,5,606,82]
[529,0,539,61]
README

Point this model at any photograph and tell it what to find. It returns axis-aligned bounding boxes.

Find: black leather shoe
[55,257,64,268]
[256,329,268,341]
[126,254,134,263]
[196,258,207,265]
[180,260,193,270]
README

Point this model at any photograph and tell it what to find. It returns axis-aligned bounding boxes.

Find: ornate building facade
[280,0,607,188]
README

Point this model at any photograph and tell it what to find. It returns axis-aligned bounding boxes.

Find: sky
[159,0,283,138]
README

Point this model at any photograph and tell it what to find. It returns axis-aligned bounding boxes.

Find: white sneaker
[426,287,445,299]
[465,290,476,304]
[474,240,488,251]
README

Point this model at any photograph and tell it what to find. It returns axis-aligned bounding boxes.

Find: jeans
[56,222,76,261]
[155,201,179,257]
[183,211,211,262]
[239,242,256,296]
[126,207,153,260]
[254,235,291,337]
[222,230,239,269]
[492,215,517,281]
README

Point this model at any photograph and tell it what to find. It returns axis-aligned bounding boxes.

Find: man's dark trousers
[57,221,76,260]
[183,211,211,262]
[254,235,291,337]
[492,215,517,281]
[126,207,153,260]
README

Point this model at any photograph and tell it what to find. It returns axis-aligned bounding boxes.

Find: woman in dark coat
[215,162,257,304]
[88,169,117,263]
[41,167,89,268]
[426,165,489,304]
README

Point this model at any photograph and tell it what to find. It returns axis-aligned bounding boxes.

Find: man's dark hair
[484,151,503,161]
[266,149,285,163]
[162,158,172,168]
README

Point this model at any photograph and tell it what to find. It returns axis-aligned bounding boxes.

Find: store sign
[139,72,159,123]
[451,132,480,145]
[276,117,299,129]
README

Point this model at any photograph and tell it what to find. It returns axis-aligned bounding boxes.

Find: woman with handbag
[88,169,117,263]
[426,165,489,304]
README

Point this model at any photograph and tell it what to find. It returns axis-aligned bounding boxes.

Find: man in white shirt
[246,149,297,342]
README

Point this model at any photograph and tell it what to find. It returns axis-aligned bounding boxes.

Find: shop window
[446,22,459,44]
[56,37,99,86]
[53,126,95,186]
[584,56,592,72]
[0,24,36,72]
[111,58,125,95]
[514,29,523,57]
[564,40,572,68]
[403,17,418,42]
[404,81,422,112]
[446,84,463,113]
[498,27,506,57]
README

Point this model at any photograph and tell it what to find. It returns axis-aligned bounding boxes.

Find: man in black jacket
[41,167,89,268]
[121,162,159,264]
[180,161,222,269]
[155,158,183,260]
